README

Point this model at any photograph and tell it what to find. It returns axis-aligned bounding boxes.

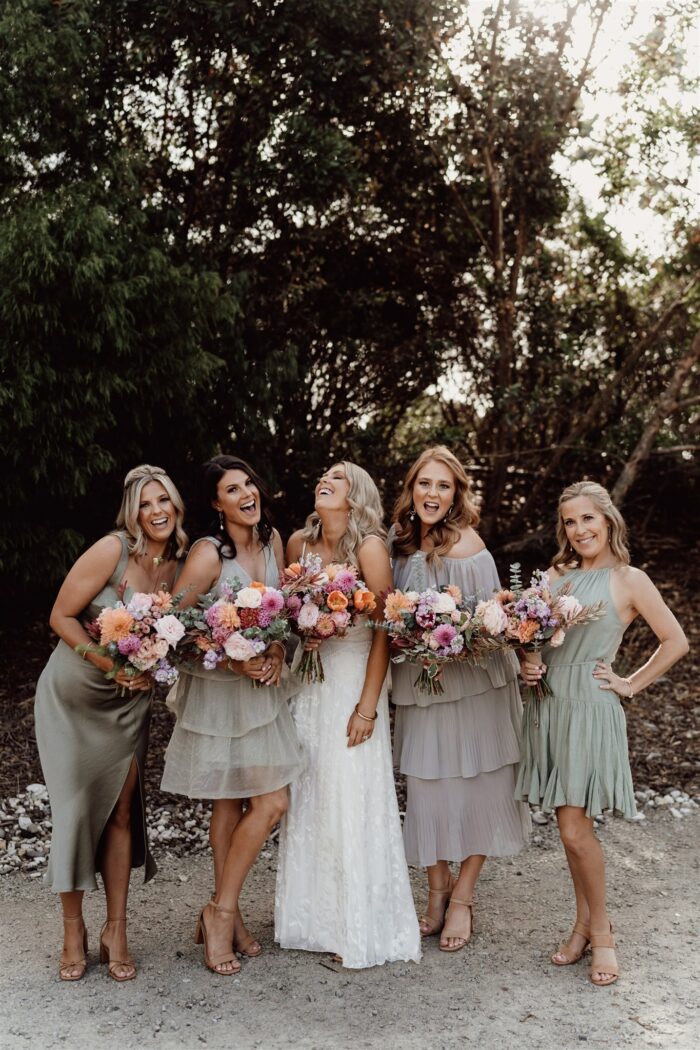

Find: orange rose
[517,619,539,644]
[250,580,266,592]
[354,588,376,613]
[327,590,349,611]
[286,563,303,577]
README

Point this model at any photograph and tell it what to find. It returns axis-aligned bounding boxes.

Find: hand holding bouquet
[476,564,606,722]
[281,554,376,683]
[376,584,496,695]
[79,586,185,692]
[178,578,290,686]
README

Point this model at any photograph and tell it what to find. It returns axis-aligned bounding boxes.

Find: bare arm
[50,535,124,675]
[286,530,305,564]
[594,567,689,698]
[346,536,392,748]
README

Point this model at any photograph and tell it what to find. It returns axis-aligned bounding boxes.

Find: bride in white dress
[275,462,421,968]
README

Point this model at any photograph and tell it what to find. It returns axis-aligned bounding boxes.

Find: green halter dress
[514,566,636,819]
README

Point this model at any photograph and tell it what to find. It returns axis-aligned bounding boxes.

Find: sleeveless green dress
[514,566,636,819]
[34,533,158,892]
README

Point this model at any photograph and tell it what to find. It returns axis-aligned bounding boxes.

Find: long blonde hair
[391,446,480,562]
[115,464,188,560]
[552,480,630,570]
[300,461,386,567]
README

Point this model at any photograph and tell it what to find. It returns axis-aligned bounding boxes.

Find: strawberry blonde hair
[391,446,480,562]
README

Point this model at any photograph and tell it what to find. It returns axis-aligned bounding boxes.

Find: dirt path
[1,810,698,1050]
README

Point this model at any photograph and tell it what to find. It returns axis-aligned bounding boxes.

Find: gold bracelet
[354,703,378,723]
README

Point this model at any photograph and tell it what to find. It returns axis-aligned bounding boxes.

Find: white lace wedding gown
[274,625,421,968]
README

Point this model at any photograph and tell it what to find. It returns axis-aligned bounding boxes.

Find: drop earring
[409,505,416,523]
[218,510,224,531]
[444,503,454,521]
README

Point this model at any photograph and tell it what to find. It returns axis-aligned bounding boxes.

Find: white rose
[557,595,583,622]
[236,587,263,609]
[432,592,457,614]
[476,599,508,636]
[549,627,566,647]
[155,614,186,648]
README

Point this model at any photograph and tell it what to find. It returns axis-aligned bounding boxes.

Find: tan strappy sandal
[59,915,88,981]
[194,902,241,976]
[551,921,591,966]
[418,876,455,937]
[439,896,474,953]
[589,925,619,987]
[210,894,262,958]
[99,918,136,982]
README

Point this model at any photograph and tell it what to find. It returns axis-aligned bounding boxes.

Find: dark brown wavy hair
[391,446,480,562]
[202,454,273,560]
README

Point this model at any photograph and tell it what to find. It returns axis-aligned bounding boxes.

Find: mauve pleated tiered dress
[391,546,531,867]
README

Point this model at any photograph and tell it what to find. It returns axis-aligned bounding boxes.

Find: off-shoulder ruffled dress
[514,566,636,818]
[391,547,531,866]
[161,538,305,800]
[34,532,157,892]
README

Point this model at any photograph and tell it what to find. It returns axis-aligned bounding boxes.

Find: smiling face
[137,480,176,545]
[411,459,455,526]
[560,495,611,562]
[214,469,260,527]
[315,464,351,513]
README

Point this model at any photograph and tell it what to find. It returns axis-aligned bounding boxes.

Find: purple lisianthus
[153,659,179,687]
[203,649,221,671]
[117,634,141,655]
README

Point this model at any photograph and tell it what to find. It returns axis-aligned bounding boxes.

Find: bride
[275,462,421,968]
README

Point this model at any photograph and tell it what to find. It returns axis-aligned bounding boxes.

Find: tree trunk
[611,331,700,505]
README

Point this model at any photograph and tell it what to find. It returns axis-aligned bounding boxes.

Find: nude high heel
[418,876,455,937]
[194,902,241,976]
[99,918,136,982]
[59,915,88,981]
[589,924,619,987]
[439,897,474,953]
[551,921,591,966]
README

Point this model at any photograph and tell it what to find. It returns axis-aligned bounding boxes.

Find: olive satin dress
[34,533,157,892]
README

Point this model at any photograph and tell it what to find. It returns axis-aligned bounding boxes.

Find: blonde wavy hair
[391,446,480,562]
[300,461,386,567]
[115,464,188,560]
[552,480,630,571]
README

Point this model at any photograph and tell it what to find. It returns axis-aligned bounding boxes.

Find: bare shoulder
[613,563,654,592]
[185,537,221,569]
[448,527,486,558]
[286,529,305,562]
[358,534,390,568]
[76,533,123,572]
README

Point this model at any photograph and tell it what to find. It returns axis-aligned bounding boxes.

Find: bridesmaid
[161,454,304,976]
[516,480,688,986]
[390,446,530,952]
[35,464,187,981]
[275,461,421,968]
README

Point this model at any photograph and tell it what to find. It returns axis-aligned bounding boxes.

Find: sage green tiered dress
[34,533,157,892]
[514,566,637,818]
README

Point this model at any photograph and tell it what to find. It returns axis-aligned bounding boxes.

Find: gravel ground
[1,808,698,1050]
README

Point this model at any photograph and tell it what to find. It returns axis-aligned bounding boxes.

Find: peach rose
[249,580,266,592]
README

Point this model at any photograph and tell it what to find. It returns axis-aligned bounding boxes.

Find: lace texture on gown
[275,625,421,968]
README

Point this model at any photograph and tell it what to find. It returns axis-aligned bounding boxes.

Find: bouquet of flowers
[281,554,376,684]
[178,578,290,684]
[475,563,606,722]
[376,583,497,695]
[79,586,185,690]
